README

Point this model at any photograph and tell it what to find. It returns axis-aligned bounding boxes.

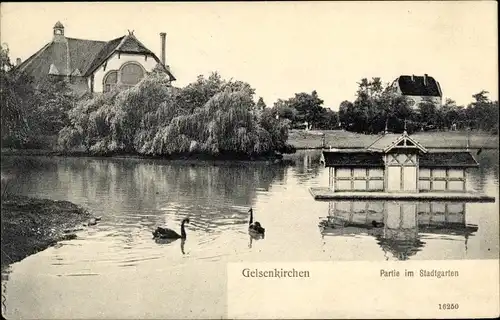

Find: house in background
[390,74,442,108]
[14,21,176,96]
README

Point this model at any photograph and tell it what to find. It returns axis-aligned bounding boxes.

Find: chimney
[424,73,428,86]
[411,74,415,81]
[16,58,22,66]
[160,32,166,67]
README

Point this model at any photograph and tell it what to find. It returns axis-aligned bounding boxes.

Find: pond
[1,149,498,319]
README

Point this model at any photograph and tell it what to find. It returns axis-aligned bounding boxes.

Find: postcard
[1,1,498,319]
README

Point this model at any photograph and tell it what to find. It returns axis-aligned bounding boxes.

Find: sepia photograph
[1,1,498,319]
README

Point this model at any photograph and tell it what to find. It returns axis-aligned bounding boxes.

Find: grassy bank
[1,130,497,159]
[288,130,499,149]
[1,194,95,268]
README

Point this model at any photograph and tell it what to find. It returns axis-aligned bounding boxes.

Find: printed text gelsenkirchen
[242,268,310,278]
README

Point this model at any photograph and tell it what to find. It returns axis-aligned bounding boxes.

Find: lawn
[287,129,499,149]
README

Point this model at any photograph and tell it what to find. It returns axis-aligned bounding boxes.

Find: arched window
[120,62,145,88]
[103,70,118,92]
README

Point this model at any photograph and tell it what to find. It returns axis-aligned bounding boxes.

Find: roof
[83,36,125,76]
[16,37,108,81]
[397,75,441,97]
[15,33,176,82]
[419,152,479,167]
[322,151,384,167]
[367,131,428,153]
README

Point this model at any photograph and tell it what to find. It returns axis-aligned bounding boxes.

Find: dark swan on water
[153,218,190,239]
[248,208,265,235]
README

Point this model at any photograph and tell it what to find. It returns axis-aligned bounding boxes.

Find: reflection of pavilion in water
[320,201,478,260]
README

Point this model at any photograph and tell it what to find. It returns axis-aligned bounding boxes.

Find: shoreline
[1,194,97,269]
[1,146,496,160]
[292,146,497,151]
[0,149,290,166]
[1,131,497,161]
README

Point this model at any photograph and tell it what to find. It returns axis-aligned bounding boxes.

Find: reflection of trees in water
[130,162,287,232]
[130,162,286,208]
[8,158,286,232]
[320,201,477,261]
[1,156,60,196]
[467,149,499,191]
[286,150,323,182]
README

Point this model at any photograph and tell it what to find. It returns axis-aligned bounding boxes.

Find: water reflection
[154,238,186,255]
[320,200,478,261]
[248,233,265,249]
[1,156,287,245]
[283,150,324,183]
[467,149,499,190]
[0,149,497,319]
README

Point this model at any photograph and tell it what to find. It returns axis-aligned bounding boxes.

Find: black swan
[153,218,190,239]
[248,208,265,235]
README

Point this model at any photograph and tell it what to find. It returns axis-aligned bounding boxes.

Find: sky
[1,1,498,110]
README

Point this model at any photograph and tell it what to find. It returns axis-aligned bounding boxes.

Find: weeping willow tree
[58,72,289,158]
[146,89,283,157]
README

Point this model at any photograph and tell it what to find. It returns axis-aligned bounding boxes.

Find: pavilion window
[120,62,145,87]
[103,70,118,92]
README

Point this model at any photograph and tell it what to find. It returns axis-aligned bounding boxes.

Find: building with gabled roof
[319,130,479,194]
[14,21,176,96]
[390,74,443,108]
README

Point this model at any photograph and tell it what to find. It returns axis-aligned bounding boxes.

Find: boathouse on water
[320,131,479,193]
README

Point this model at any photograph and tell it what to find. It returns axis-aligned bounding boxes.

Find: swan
[248,208,265,234]
[153,218,190,239]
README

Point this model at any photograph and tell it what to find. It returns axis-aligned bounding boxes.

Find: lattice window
[418,168,466,192]
[334,167,384,191]
[387,153,417,166]
[103,70,118,92]
[120,62,145,86]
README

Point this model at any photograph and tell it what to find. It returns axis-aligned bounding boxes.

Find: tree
[466,90,498,132]
[287,90,324,129]
[416,98,440,128]
[0,44,37,147]
[441,98,466,130]
[174,72,256,113]
[272,99,298,123]
[338,77,416,134]
[316,108,339,130]
[338,100,355,129]
[356,77,383,99]
[34,77,76,136]
[256,97,266,111]
[58,71,289,157]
